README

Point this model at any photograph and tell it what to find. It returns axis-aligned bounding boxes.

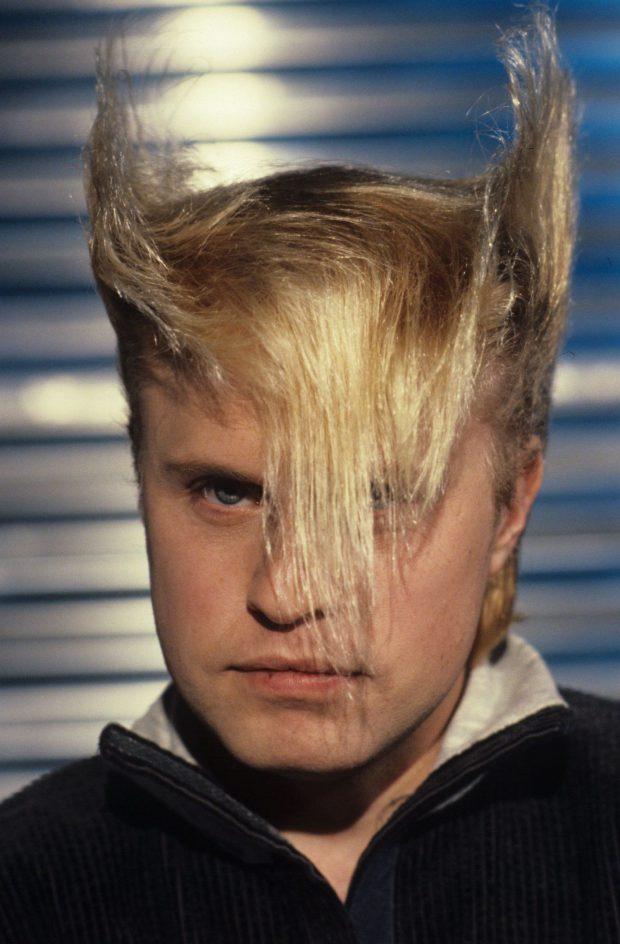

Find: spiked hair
[85,9,575,670]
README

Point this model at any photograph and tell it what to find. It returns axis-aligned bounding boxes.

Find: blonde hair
[85,9,575,670]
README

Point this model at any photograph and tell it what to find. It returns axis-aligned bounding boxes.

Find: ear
[488,438,544,576]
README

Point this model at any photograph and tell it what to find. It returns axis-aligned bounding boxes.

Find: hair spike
[85,7,576,666]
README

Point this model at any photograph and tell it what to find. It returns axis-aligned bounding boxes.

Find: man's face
[140,380,522,777]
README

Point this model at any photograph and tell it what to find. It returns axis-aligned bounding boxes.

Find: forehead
[140,379,264,468]
[138,376,496,491]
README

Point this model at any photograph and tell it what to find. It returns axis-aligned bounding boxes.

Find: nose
[246,549,324,630]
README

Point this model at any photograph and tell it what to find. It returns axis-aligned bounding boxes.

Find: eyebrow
[162,460,263,489]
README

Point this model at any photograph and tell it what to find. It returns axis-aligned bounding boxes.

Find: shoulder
[0,756,107,834]
[562,686,620,718]
[561,688,620,749]
[0,757,111,876]
[559,688,619,799]
[0,758,113,939]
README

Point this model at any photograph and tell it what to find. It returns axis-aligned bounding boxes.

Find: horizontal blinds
[1,0,618,801]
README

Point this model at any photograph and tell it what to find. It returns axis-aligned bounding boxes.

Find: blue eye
[196,476,262,510]
[211,486,245,506]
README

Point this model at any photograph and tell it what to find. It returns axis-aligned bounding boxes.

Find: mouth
[232,657,363,676]
[230,658,365,697]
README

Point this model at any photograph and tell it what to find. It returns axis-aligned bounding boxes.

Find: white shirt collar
[435,633,566,768]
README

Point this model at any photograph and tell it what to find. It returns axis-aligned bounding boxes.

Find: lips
[232,657,360,676]
[233,661,363,697]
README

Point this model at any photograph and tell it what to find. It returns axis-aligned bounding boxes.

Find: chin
[218,714,378,779]
[232,747,372,781]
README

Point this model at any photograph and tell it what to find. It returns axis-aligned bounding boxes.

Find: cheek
[143,497,252,651]
[373,511,496,672]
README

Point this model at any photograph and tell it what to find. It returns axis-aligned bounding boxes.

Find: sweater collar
[100,634,570,871]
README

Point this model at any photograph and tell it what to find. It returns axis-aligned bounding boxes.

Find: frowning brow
[162,460,264,489]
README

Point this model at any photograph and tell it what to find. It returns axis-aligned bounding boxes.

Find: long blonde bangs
[85,8,575,670]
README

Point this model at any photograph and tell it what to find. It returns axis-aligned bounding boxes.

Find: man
[0,9,618,943]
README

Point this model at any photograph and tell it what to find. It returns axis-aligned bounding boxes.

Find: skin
[139,378,543,901]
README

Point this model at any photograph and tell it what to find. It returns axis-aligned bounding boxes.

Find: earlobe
[488,440,544,576]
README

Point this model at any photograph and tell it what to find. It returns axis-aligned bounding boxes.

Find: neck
[170,673,465,900]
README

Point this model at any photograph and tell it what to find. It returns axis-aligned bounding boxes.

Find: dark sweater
[0,689,618,944]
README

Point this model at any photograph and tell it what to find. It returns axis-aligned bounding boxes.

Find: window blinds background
[1,0,618,801]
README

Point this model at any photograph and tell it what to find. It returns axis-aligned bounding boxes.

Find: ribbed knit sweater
[0,686,618,943]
